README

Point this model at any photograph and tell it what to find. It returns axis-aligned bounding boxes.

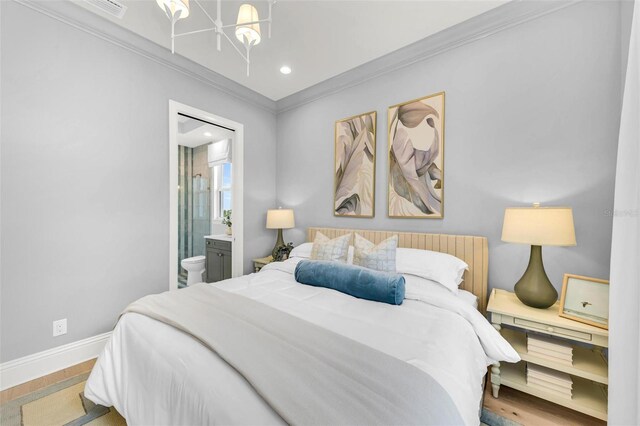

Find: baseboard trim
[0,332,111,391]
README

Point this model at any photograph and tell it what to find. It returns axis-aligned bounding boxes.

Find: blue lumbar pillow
[294,260,405,305]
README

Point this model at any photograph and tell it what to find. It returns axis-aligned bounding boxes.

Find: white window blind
[208,139,232,167]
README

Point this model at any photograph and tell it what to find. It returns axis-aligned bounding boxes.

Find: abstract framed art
[388,92,444,218]
[334,111,377,217]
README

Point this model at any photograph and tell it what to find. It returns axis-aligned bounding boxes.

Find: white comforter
[85,258,519,425]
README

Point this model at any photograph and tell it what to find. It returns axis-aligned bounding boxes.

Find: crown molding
[11,0,277,113]
[275,0,581,114]
[10,0,581,115]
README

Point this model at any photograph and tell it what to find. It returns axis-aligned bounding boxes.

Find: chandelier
[156,0,275,76]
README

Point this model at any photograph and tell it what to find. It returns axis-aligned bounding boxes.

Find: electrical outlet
[53,319,67,337]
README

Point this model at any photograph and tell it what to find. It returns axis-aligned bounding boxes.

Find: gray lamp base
[514,245,558,309]
[271,228,285,260]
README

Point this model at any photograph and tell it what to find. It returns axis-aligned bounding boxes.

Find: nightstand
[253,255,273,272]
[487,289,608,421]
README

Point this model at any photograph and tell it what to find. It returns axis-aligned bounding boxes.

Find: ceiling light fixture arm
[173,27,217,39]
[220,19,271,30]
[169,10,183,54]
[165,0,275,75]
[215,0,222,51]
[221,29,250,70]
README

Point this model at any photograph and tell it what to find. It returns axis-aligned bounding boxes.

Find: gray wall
[0,0,632,367]
[0,1,277,361]
[277,1,625,296]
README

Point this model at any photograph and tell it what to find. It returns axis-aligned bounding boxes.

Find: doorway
[169,101,244,291]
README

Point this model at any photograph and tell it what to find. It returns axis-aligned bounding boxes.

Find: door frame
[168,100,244,291]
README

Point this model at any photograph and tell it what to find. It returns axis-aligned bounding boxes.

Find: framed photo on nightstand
[559,273,609,330]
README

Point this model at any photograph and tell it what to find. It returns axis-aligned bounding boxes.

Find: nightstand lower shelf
[500,361,608,421]
[500,328,608,384]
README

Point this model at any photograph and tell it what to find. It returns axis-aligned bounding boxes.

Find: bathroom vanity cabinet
[205,238,232,283]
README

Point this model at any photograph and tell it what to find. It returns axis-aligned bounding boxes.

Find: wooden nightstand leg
[491,362,501,398]
[491,322,501,398]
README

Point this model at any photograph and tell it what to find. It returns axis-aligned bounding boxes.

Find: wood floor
[0,358,95,405]
[483,375,606,426]
[2,360,606,425]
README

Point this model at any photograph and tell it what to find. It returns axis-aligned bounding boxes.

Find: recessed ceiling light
[204,132,212,137]
[280,65,292,75]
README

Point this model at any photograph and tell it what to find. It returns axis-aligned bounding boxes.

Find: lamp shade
[235,4,261,46]
[502,205,576,246]
[156,0,190,19]
[266,209,295,229]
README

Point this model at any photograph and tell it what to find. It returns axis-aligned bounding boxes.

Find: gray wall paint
[277,1,624,297]
[0,0,632,370]
[0,1,276,361]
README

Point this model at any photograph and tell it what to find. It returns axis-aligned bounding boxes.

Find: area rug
[481,408,523,426]
[1,372,518,426]
[0,373,125,426]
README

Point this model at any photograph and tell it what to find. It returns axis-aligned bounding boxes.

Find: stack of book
[527,334,573,366]
[527,364,573,398]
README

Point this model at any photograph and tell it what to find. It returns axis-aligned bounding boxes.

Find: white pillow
[309,232,352,263]
[396,247,468,294]
[291,242,354,263]
[290,242,313,259]
[403,275,478,308]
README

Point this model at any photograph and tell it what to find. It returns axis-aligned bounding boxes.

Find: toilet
[181,255,206,286]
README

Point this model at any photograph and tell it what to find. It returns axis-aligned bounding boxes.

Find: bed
[85,227,519,425]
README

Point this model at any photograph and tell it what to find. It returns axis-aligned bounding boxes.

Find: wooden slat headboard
[307,227,489,313]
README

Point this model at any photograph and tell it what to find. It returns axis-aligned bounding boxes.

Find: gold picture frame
[559,273,609,330]
[387,91,444,219]
[334,111,377,217]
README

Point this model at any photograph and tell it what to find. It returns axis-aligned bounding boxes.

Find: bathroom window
[213,163,232,220]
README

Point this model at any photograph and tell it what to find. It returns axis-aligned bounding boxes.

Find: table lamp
[501,203,576,309]
[266,208,295,259]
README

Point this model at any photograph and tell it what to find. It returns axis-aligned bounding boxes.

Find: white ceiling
[76,0,507,100]
[178,115,235,148]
